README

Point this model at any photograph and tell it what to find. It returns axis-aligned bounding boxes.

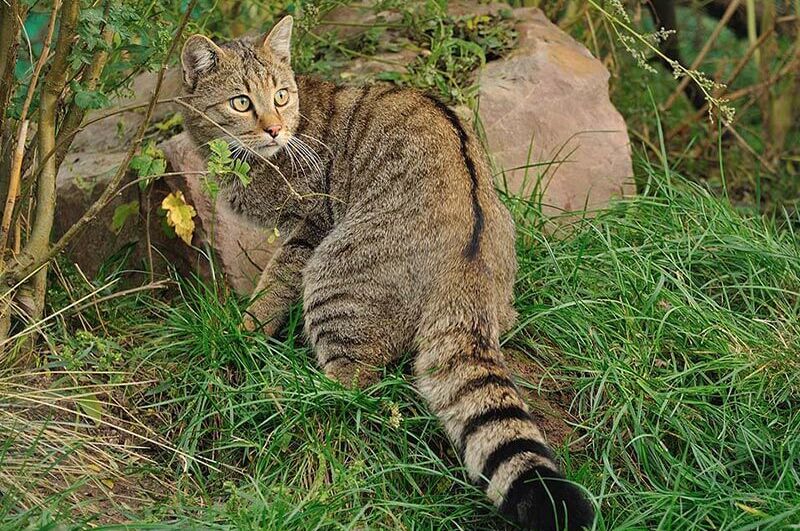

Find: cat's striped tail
[415,312,594,531]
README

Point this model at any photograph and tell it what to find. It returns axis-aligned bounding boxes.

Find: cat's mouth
[234,140,282,160]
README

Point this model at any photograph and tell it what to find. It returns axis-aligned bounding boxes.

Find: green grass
[2,156,799,530]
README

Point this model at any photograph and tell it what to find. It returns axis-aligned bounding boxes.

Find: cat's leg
[244,217,326,336]
[303,277,408,388]
[302,230,414,388]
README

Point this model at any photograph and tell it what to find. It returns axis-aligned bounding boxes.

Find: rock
[54,134,276,294]
[478,7,634,214]
[157,133,276,295]
[317,2,402,42]
[55,151,139,277]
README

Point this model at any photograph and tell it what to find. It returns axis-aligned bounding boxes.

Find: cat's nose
[265,124,282,138]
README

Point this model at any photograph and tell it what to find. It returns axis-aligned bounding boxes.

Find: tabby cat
[180,16,594,530]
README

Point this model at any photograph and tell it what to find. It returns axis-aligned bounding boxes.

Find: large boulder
[55,4,632,291]
[323,3,634,213]
[54,151,139,276]
[478,7,634,213]
[70,68,184,154]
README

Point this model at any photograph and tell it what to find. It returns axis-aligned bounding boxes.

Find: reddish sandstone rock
[478,7,634,214]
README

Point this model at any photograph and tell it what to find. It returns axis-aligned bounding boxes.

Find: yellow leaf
[101,479,115,490]
[735,503,766,517]
[162,191,197,246]
[267,227,280,244]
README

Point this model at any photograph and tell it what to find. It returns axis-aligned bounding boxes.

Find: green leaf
[154,112,184,132]
[110,200,139,234]
[74,89,109,110]
[202,176,220,199]
[130,141,167,188]
[232,159,251,187]
[76,394,104,425]
[206,139,251,188]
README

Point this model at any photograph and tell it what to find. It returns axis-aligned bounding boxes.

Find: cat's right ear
[181,35,225,90]
[262,16,293,63]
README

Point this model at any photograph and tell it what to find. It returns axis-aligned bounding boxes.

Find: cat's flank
[180,16,593,531]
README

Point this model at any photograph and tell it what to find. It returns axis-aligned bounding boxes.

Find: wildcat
[180,16,594,531]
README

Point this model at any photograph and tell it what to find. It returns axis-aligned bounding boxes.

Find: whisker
[299,133,333,156]
[289,137,320,177]
[290,137,324,177]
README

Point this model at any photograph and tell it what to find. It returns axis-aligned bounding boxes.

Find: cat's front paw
[241,313,259,333]
[241,311,281,337]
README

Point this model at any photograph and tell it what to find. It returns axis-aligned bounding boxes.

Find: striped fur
[180,16,594,530]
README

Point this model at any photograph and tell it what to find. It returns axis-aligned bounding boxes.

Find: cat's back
[300,77,503,225]
[301,77,515,301]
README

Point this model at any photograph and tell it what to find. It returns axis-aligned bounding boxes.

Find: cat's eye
[274,89,289,107]
[230,95,252,112]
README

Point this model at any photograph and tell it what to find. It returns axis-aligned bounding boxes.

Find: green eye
[274,89,289,107]
[230,95,252,112]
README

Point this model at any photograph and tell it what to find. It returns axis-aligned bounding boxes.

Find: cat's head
[180,16,298,160]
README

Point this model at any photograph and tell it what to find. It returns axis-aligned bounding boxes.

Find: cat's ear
[262,16,293,63]
[181,35,225,90]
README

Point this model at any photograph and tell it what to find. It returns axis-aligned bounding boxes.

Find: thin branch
[24,97,190,194]
[53,6,115,169]
[662,0,743,111]
[667,26,779,139]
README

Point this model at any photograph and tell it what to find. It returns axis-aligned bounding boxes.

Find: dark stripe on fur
[482,438,555,483]
[443,373,516,411]
[344,86,371,149]
[322,86,345,223]
[461,406,530,447]
[428,97,484,260]
[339,86,372,209]
[308,308,358,331]
[286,238,316,251]
[305,291,351,313]
[314,328,365,348]
[350,86,406,179]
[432,351,500,377]
[323,353,357,367]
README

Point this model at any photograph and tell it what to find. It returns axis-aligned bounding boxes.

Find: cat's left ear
[263,15,293,63]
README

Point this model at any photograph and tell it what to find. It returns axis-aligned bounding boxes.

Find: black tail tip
[499,466,595,531]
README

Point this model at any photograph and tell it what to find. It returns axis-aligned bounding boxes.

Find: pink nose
[265,124,282,138]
